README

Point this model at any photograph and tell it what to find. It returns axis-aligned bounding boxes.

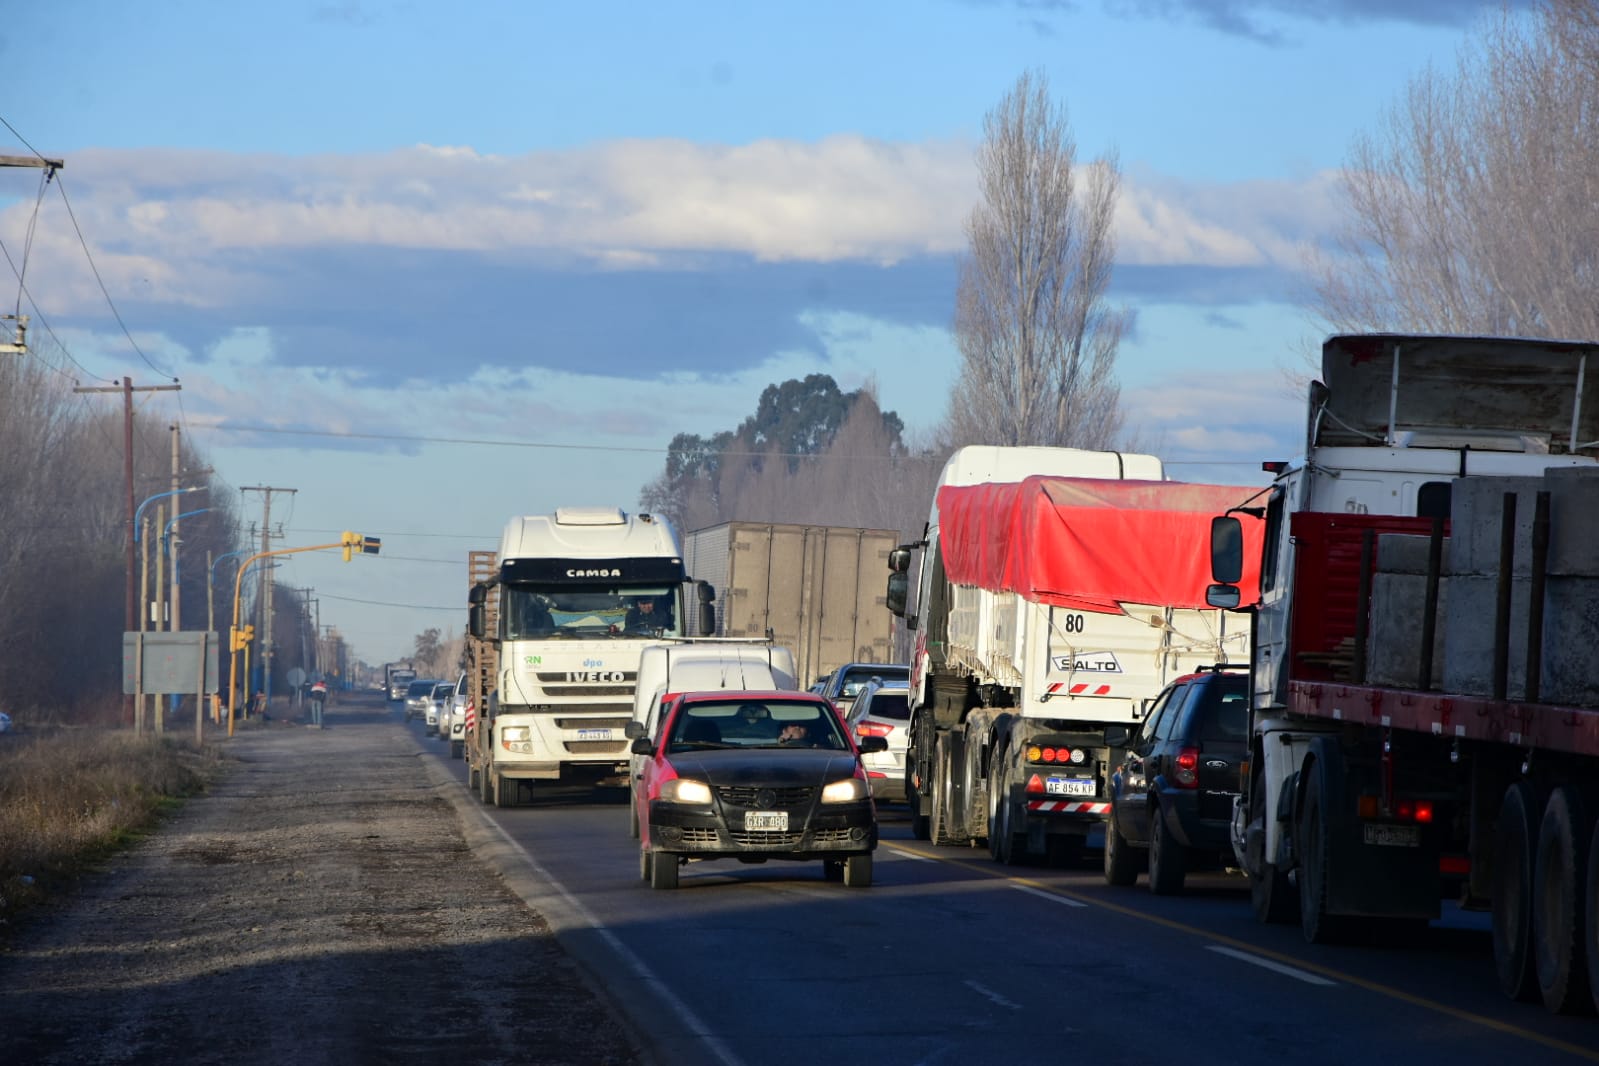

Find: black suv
[1104,665,1249,894]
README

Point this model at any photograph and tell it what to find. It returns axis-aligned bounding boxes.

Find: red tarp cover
[936,477,1266,613]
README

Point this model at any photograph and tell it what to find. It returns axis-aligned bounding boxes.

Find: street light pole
[162,507,211,632]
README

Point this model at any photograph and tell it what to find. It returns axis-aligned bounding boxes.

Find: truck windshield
[502,584,681,640]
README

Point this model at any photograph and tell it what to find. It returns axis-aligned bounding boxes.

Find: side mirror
[624,720,646,739]
[886,572,908,619]
[888,546,912,574]
[1210,515,1244,584]
[697,580,715,603]
[469,582,488,606]
[629,736,655,756]
[857,735,889,754]
[1103,724,1131,748]
[698,602,717,635]
[1206,583,1242,610]
[468,603,485,640]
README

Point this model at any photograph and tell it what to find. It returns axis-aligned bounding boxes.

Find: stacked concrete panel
[1440,476,1544,700]
[1366,532,1447,690]
[1540,467,1599,708]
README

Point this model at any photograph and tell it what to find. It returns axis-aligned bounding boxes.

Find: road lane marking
[963,979,1022,1010]
[883,844,938,862]
[1207,945,1337,986]
[480,818,745,1066]
[1012,884,1087,907]
[889,841,1599,1063]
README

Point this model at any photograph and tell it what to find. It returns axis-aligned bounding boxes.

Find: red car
[629,690,887,889]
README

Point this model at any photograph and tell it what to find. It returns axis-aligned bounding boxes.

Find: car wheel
[1104,811,1141,887]
[639,846,652,883]
[1149,802,1187,896]
[843,853,873,888]
[650,852,679,890]
[823,859,844,881]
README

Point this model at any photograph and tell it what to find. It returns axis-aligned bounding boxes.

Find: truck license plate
[1363,824,1420,847]
[576,728,612,740]
[1045,777,1096,797]
[745,811,789,831]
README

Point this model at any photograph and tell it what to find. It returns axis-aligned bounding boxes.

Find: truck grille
[554,717,631,730]
[563,740,627,754]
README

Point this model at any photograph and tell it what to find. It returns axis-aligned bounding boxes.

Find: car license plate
[576,728,612,740]
[1364,823,1420,847]
[1045,777,1096,797]
[745,811,789,831]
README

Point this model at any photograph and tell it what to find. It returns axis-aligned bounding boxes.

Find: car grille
[716,785,814,808]
[679,827,719,845]
[729,830,803,847]
[809,828,857,847]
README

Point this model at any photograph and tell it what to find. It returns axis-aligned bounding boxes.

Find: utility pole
[241,486,295,707]
[0,155,63,358]
[75,376,181,725]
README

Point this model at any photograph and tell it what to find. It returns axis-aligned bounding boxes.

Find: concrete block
[1540,576,1599,708]
[1447,476,1545,578]
[1442,573,1532,699]
[1545,467,1599,577]
[1367,570,1447,690]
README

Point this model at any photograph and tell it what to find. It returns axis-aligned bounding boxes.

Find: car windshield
[406,681,432,697]
[668,700,848,752]
[432,684,453,698]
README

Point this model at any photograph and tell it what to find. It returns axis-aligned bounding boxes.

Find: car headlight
[821,778,869,803]
[660,779,713,805]
[501,726,530,742]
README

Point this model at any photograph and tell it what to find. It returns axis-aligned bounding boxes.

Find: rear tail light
[1174,747,1199,788]
[1357,795,1435,822]
[1026,745,1086,765]
[855,722,893,738]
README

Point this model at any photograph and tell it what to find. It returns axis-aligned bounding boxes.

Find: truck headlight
[660,779,713,805]
[821,778,868,803]
[501,726,530,742]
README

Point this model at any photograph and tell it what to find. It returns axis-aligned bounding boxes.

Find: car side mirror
[624,720,646,739]
[857,735,889,754]
[629,736,655,755]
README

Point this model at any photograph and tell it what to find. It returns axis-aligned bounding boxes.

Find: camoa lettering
[564,568,622,577]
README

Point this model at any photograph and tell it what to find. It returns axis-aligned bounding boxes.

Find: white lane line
[483,820,745,1066]
[883,844,938,862]
[1011,884,1088,907]
[1206,945,1338,986]
[963,979,1022,1010]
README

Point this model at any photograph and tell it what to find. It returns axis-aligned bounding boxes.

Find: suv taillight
[1174,747,1199,788]
[855,722,893,738]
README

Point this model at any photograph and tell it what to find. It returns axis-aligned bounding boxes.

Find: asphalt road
[400,708,1599,1066]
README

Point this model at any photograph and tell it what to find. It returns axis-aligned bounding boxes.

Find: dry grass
[0,730,228,929]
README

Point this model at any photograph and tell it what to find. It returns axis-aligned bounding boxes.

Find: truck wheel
[478,764,493,804]
[1248,766,1297,924]
[908,764,931,841]
[1532,786,1594,1014]
[1148,803,1187,895]
[468,763,481,794]
[931,737,955,846]
[988,755,1025,866]
[450,740,464,760]
[493,774,517,808]
[843,853,873,888]
[1104,814,1141,887]
[650,852,679,890]
[1586,819,1599,1014]
[1493,780,1542,1002]
[1297,762,1342,944]
[629,792,640,840]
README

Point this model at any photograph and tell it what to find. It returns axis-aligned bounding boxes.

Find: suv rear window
[1189,680,1249,742]
[861,691,909,720]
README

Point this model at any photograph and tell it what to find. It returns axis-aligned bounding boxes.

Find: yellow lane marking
[882,843,1599,1063]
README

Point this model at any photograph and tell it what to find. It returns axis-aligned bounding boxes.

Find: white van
[625,640,799,837]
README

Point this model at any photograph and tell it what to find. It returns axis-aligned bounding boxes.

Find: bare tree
[945,69,1128,449]
[1312,2,1599,341]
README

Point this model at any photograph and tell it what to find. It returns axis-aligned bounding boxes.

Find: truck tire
[931,737,955,846]
[908,756,930,840]
[843,853,873,888]
[1532,785,1594,1015]
[650,851,679,890]
[1104,813,1141,886]
[450,740,464,760]
[629,791,640,840]
[468,763,481,794]
[988,752,1025,866]
[1586,819,1599,1014]
[1493,780,1542,1002]
[1148,802,1187,896]
[478,763,493,804]
[1297,760,1343,944]
[493,773,517,809]
[1248,766,1297,924]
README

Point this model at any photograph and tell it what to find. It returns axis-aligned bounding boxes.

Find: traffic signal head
[342,530,360,562]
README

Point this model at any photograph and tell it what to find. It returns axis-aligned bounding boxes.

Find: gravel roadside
[0,697,644,1066]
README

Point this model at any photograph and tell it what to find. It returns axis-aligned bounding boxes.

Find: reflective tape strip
[1026,800,1111,815]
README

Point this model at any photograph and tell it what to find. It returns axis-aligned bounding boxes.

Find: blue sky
[0,0,1523,664]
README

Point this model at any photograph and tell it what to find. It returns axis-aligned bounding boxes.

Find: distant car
[844,677,911,802]
[1104,665,1251,895]
[402,679,437,722]
[424,680,454,736]
[630,690,887,890]
[811,663,911,715]
[444,672,470,758]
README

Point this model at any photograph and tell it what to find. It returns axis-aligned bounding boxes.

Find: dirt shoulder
[0,696,643,1066]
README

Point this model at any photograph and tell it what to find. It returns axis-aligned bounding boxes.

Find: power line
[316,590,461,611]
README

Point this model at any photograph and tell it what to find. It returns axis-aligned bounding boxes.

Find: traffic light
[342,530,360,562]
[231,624,256,651]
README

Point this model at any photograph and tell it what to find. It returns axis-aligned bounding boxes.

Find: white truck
[465,507,714,807]
[887,445,1259,864]
[1205,333,1599,1015]
[624,639,800,837]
